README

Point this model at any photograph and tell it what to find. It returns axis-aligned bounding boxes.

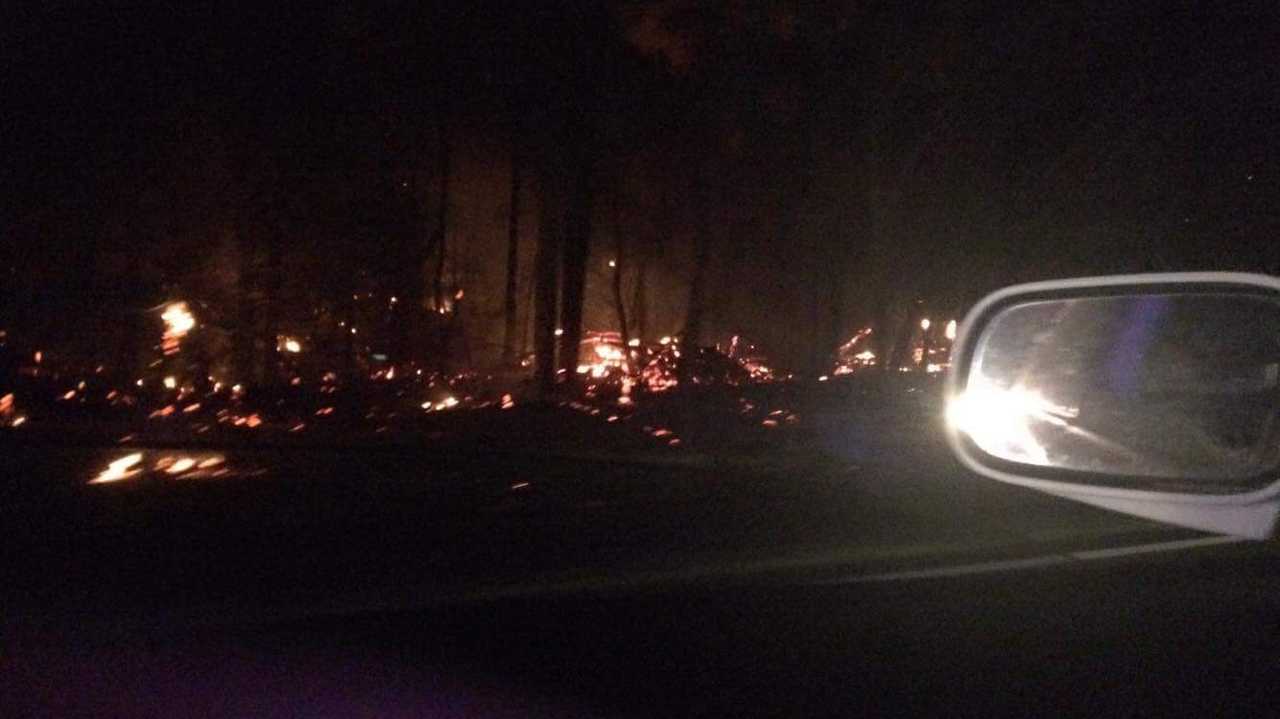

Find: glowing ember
[165,457,197,474]
[149,404,176,418]
[91,452,144,484]
[161,302,196,355]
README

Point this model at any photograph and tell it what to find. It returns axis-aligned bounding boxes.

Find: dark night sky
[3,2,1277,365]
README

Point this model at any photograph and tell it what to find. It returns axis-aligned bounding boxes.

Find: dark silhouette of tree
[502,133,523,365]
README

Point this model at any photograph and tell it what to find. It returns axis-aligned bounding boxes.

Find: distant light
[554,328,565,337]
[455,289,464,300]
[33,350,43,364]
[945,319,958,341]
[608,259,617,268]
[818,375,829,382]
[659,336,672,345]
[136,378,145,387]
[350,327,358,335]
[390,296,398,304]
[920,318,931,331]
[163,376,177,389]
[283,338,302,353]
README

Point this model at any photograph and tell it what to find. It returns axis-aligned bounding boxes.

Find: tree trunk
[610,187,629,346]
[432,118,451,312]
[502,142,522,365]
[557,151,593,381]
[683,224,712,348]
[633,253,648,343]
[233,230,257,384]
[261,222,283,386]
[532,170,563,398]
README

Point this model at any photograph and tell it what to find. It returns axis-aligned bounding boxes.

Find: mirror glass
[949,292,1280,491]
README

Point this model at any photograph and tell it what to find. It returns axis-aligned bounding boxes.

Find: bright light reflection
[947,377,1078,466]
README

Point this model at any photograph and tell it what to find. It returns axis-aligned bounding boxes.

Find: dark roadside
[1,375,1184,632]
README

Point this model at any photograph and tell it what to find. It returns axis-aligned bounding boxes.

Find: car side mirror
[946,273,1280,539]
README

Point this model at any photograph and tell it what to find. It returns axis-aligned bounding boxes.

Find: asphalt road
[6,534,1278,717]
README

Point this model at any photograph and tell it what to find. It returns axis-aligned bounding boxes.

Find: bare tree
[502,136,523,365]
[557,145,594,381]
[610,184,630,346]
[532,166,563,397]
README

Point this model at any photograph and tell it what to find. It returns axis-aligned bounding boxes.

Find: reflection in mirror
[949,293,1280,491]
